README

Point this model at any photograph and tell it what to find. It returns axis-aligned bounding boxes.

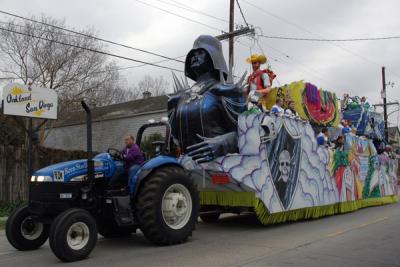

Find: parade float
[5,34,398,262]
[170,35,398,224]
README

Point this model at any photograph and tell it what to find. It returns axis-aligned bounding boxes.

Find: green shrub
[0,201,25,217]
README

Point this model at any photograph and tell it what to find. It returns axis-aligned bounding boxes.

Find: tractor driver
[121,135,145,171]
[109,135,145,188]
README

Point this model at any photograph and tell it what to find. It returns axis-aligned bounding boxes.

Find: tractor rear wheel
[49,208,97,262]
[5,204,49,251]
[135,166,199,245]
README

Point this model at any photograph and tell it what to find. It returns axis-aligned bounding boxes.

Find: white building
[44,95,168,152]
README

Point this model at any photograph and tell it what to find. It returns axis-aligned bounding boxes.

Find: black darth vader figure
[168,35,246,163]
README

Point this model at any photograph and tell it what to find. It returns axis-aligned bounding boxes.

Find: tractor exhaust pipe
[81,100,94,185]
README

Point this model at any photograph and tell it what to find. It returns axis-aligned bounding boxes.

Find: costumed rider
[168,35,246,164]
[246,54,276,111]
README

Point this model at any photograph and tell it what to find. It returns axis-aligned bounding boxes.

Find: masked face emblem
[278,150,291,182]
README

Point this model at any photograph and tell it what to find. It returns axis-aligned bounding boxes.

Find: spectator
[342,120,351,135]
[317,127,330,147]
[284,100,299,117]
[335,135,345,151]
[360,96,371,108]
[271,98,284,114]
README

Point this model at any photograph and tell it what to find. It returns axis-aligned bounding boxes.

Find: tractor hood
[32,153,119,182]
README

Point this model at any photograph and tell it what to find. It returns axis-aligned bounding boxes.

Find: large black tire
[49,208,97,262]
[135,167,199,245]
[5,204,49,251]
[98,220,136,238]
[200,212,221,223]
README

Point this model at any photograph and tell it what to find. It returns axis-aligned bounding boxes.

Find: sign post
[2,83,58,177]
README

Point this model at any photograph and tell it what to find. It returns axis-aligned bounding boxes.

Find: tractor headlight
[31,175,52,182]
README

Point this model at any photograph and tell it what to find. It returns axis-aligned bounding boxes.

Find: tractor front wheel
[5,204,49,251]
[49,208,97,262]
[135,166,199,245]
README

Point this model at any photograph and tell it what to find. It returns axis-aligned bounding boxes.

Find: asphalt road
[1,201,399,267]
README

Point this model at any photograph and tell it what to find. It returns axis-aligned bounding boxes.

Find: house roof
[53,95,168,128]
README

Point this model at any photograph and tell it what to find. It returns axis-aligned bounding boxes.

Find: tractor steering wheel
[107,148,123,161]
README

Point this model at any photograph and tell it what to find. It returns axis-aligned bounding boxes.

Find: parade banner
[2,83,58,120]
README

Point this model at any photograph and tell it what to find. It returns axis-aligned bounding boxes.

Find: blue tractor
[5,101,199,262]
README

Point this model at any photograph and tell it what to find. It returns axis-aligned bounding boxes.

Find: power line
[0,20,92,40]
[238,33,335,89]
[105,55,186,73]
[133,0,223,32]
[0,9,184,63]
[0,26,184,73]
[260,34,400,42]
[236,0,249,27]
[153,0,229,24]
[254,37,337,89]
[0,19,187,74]
[242,0,400,80]
[164,0,248,30]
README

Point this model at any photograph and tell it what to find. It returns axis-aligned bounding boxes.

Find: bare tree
[0,16,133,111]
[0,16,134,144]
[134,75,169,97]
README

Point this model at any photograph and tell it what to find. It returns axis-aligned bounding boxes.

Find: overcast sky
[1,0,399,124]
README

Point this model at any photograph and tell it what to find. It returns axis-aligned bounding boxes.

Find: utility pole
[373,102,399,107]
[382,66,388,141]
[228,0,234,82]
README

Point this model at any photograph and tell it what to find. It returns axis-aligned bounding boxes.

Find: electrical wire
[259,34,400,42]
[133,0,223,32]
[153,0,229,24]
[236,0,250,27]
[0,9,185,63]
[0,19,187,74]
[0,20,84,39]
[255,37,337,89]
[0,26,184,73]
[242,0,400,80]
[102,55,186,74]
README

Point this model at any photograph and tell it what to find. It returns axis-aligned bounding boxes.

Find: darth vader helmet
[185,35,228,82]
